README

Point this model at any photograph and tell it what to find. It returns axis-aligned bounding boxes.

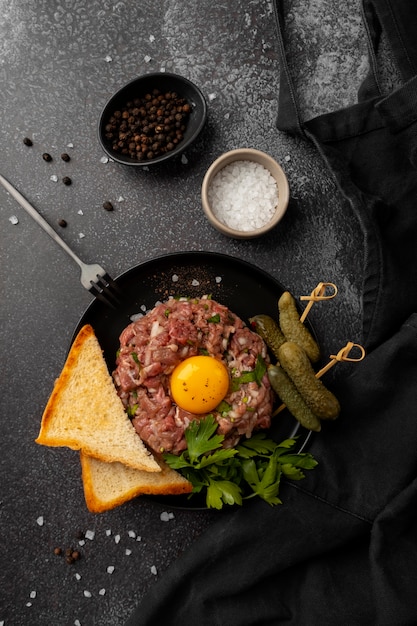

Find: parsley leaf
[163,415,318,510]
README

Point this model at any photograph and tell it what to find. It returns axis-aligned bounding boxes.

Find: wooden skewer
[299,282,338,323]
[272,341,366,416]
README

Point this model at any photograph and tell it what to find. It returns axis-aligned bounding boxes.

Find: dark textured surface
[0,1,370,624]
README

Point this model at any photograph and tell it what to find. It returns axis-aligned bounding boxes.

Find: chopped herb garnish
[131,352,140,365]
[231,355,267,391]
[163,415,317,509]
[126,403,139,418]
[207,313,221,323]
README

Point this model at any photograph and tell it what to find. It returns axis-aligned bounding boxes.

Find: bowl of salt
[201,148,290,239]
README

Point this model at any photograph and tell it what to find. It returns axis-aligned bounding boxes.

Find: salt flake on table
[99,588,106,596]
[67,142,74,149]
[75,573,81,581]
[114,534,121,544]
[105,529,112,536]
[9,215,19,225]
[105,55,112,62]
[172,274,179,282]
[30,591,36,599]
[77,209,84,215]
[181,154,188,164]
[208,93,217,101]
[284,154,291,162]
[117,195,125,202]
[128,530,136,538]
[191,279,199,287]
[78,232,85,239]
[36,516,44,526]
[26,602,32,607]
[160,511,175,521]
[83,590,92,598]
[149,34,155,42]
[215,276,222,283]
[144,55,152,63]
[150,565,157,575]
[125,548,132,555]
[100,156,109,164]
[74,620,81,626]
[107,565,115,574]
[85,529,95,540]
[78,539,85,546]
[50,174,58,182]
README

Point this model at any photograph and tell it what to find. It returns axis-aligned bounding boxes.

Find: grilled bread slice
[80,451,192,513]
[35,324,160,473]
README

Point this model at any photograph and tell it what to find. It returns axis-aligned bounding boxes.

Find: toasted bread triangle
[80,451,192,513]
[35,324,160,473]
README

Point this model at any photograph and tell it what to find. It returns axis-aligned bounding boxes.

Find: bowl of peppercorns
[98,72,207,166]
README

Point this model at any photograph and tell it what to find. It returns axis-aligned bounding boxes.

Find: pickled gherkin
[278,341,340,420]
[249,314,286,361]
[278,291,321,363]
[268,365,322,432]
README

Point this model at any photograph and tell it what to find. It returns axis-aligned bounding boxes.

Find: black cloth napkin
[126,1,417,623]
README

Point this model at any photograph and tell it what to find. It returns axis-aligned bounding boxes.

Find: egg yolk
[170,355,230,414]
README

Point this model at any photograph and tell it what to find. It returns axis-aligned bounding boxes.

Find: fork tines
[89,273,121,309]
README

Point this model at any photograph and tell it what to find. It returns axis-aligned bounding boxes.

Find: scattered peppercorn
[53,547,62,556]
[42,152,52,162]
[62,176,72,185]
[104,89,191,161]
[61,153,70,162]
[58,218,67,227]
[103,201,114,211]
[23,137,33,146]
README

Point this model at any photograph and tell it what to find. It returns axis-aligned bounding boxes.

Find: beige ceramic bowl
[201,148,290,239]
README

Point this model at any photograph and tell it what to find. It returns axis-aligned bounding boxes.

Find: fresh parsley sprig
[163,415,317,510]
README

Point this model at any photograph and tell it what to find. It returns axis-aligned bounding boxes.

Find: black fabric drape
[126,1,417,623]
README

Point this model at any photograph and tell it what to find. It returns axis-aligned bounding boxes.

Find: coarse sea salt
[208,160,278,232]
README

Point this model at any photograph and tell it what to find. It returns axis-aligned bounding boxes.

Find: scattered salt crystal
[149,34,155,42]
[144,55,152,63]
[36,516,44,526]
[150,565,157,575]
[136,536,142,542]
[130,312,144,321]
[159,67,166,73]
[100,156,109,164]
[85,530,95,541]
[74,620,81,626]
[215,276,222,283]
[99,588,106,596]
[117,195,124,202]
[160,511,174,521]
[26,602,32,607]
[125,549,132,556]
[191,279,199,287]
[50,174,58,182]
[78,232,85,239]
[75,573,81,581]
[207,160,278,232]
[128,530,136,538]
[284,154,291,162]
[208,93,217,101]
[9,215,19,225]
[67,142,74,148]
[114,534,121,544]
[78,539,85,546]
[181,154,188,164]
[105,529,112,536]
[83,590,92,598]
[105,55,112,62]
[77,209,84,215]
[107,565,115,574]
[171,274,179,282]
[224,112,230,120]
[30,591,36,599]
[140,304,147,312]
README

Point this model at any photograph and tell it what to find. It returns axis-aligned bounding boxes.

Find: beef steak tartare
[113,296,274,455]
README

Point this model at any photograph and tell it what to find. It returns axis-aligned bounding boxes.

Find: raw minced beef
[112,296,274,455]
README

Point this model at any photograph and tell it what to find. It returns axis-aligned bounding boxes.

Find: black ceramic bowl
[98,72,207,166]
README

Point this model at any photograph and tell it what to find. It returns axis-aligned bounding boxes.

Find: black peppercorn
[103,201,114,211]
[42,152,52,162]
[58,218,67,227]
[104,89,192,161]
[62,176,72,186]
[23,137,33,146]
[61,153,70,162]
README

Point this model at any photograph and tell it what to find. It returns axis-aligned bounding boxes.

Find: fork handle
[0,172,85,271]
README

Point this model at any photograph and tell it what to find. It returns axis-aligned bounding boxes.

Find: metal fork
[0,172,120,308]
